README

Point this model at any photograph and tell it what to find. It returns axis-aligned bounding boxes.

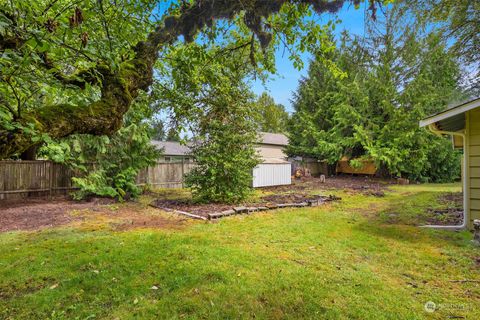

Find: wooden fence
[289,158,328,177]
[0,160,196,201]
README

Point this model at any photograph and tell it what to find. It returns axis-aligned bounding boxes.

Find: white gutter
[420,124,467,230]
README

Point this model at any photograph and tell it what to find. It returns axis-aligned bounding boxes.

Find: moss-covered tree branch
[0,0,366,159]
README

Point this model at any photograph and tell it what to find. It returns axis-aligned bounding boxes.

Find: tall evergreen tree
[288,7,463,182]
[151,119,166,141]
[254,92,289,133]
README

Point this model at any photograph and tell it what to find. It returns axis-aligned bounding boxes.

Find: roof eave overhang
[419,98,480,128]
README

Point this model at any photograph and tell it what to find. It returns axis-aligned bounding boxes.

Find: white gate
[252,162,292,188]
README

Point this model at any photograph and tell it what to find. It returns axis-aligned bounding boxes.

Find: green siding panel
[468,109,480,229]
[471,109,480,119]
[471,167,480,178]
[470,146,480,156]
[471,167,480,177]
[470,109,480,119]
[472,209,480,221]
[471,156,480,167]
[470,110,480,134]
[471,188,480,199]
[471,178,480,188]
[471,134,480,145]
[471,200,480,210]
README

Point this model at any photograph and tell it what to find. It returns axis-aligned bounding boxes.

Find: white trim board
[419,98,480,127]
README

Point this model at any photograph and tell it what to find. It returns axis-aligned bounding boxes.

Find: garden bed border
[151,195,340,221]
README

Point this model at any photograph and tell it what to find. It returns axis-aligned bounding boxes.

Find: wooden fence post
[181,159,185,188]
[146,165,150,186]
[48,161,53,200]
[0,160,197,200]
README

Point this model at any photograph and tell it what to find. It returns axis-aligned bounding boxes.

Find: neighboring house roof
[259,132,289,146]
[152,132,288,156]
[151,141,190,156]
[419,97,480,131]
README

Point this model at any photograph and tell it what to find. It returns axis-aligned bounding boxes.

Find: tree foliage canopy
[0,0,369,159]
[154,40,262,203]
[403,0,479,93]
[254,92,289,133]
[288,7,465,182]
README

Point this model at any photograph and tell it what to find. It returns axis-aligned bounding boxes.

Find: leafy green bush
[71,171,117,200]
[185,124,260,204]
[182,73,261,203]
[71,167,143,200]
[40,99,161,200]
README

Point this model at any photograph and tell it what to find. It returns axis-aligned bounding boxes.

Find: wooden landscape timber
[151,206,208,221]
[150,195,341,221]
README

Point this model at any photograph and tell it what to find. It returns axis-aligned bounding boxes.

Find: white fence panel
[252,163,292,188]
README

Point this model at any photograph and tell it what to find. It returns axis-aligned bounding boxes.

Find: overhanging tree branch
[0,0,372,159]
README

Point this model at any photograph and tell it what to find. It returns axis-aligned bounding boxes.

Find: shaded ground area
[151,194,336,217]
[0,198,106,232]
[150,200,233,216]
[0,176,394,231]
[375,184,465,226]
[0,197,185,232]
[111,208,186,231]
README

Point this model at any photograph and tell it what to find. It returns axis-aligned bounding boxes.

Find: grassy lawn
[1,183,479,319]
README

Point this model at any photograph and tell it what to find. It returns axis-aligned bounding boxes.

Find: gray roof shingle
[152,132,288,156]
[259,132,289,146]
[151,141,191,156]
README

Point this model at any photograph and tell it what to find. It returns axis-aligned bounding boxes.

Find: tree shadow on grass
[352,190,472,248]
[353,221,468,247]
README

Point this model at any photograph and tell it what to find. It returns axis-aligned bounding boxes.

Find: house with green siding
[420,97,480,230]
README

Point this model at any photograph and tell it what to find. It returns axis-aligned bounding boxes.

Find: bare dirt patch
[263,175,392,196]
[426,192,463,225]
[0,197,105,232]
[260,193,334,204]
[150,196,332,218]
[150,200,233,216]
[0,176,394,230]
[108,204,187,231]
[0,197,185,232]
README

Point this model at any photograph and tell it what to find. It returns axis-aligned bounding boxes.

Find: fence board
[0,161,196,201]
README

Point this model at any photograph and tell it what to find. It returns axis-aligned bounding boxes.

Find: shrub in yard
[183,75,261,203]
[185,115,261,204]
[156,43,262,203]
[40,97,161,200]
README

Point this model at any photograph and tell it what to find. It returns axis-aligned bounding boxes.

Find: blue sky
[252,2,368,112]
[154,1,370,125]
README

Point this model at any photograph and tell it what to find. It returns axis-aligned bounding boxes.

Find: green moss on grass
[0,183,478,319]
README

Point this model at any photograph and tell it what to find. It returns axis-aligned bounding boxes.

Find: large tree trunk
[0,0,352,159]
